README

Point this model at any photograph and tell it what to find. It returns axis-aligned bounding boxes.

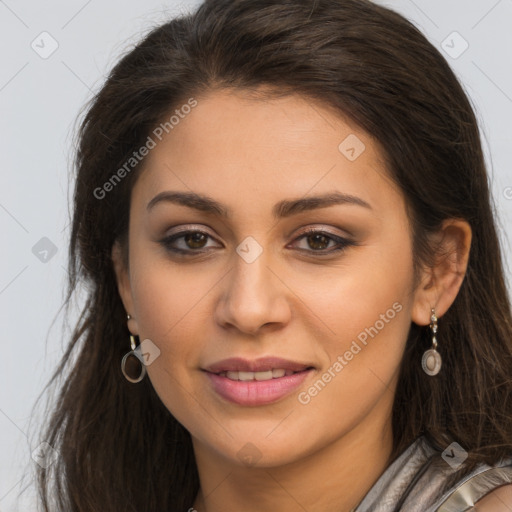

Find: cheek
[299,236,414,355]
[294,243,414,413]
[130,260,209,351]
[129,262,212,427]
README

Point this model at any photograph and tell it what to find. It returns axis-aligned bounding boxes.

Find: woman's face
[116,88,423,468]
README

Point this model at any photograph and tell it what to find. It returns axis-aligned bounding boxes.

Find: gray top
[353,436,512,511]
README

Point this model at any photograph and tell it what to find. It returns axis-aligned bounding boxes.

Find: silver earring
[121,314,147,383]
[422,308,442,376]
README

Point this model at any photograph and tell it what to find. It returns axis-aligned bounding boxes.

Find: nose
[214,249,291,335]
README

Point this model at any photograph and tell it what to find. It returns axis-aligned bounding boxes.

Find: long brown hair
[35,0,512,510]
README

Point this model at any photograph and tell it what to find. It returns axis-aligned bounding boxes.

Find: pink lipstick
[203,356,315,406]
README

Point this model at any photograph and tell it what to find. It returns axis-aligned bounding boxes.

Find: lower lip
[204,369,313,406]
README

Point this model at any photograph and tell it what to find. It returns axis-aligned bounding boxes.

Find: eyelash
[159,227,356,257]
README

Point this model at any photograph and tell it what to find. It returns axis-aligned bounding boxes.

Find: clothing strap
[391,455,436,511]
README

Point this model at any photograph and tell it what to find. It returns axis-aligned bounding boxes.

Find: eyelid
[294,224,349,238]
[164,224,218,237]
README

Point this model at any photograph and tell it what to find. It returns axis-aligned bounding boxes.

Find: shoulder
[472,483,512,511]
[431,460,512,511]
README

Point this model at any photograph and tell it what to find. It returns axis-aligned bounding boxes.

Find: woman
[36,0,512,510]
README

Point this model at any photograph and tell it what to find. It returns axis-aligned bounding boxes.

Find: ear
[411,219,472,326]
[111,241,139,336]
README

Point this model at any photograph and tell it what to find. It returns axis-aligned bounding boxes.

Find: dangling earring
[121,314,147,383]
[422,308,442,376]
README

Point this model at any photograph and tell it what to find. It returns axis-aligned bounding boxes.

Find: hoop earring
[121,314,147,383]
[421,308,442,376]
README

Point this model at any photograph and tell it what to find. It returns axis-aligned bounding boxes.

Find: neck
[191,404,394,512]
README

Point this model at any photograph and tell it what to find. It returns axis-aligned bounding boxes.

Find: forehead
[133,88,405,220]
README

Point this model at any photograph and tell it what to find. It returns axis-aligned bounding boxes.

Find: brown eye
[160,229,219,255]
[290,229,356,255]
[305,233,331,251]
[184,232,208,249]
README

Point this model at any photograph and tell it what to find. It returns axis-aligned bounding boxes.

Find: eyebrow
[146,190,372,219]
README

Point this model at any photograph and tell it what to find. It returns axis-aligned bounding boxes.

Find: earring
[121,314,147,383]
[421,308,442,376]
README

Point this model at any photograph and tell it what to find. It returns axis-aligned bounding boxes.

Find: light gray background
[1,1,511,510]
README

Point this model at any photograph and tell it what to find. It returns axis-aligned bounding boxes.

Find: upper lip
[204,357,314,374]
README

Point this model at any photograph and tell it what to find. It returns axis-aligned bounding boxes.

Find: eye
[160,228,220,255]
[289,227,355,255]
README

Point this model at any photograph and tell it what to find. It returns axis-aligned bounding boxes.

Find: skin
[474,484,512,511]
[113,88,473,512]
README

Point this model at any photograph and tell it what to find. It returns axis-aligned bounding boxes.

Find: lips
[202,357,315,406]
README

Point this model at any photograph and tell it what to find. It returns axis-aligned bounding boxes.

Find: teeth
[220,369,300,381]
[255,370,273,381]
[239,371,256,381]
